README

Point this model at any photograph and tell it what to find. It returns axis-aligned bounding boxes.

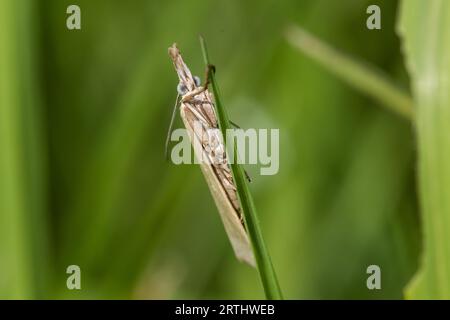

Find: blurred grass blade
[285,24,413,120]
[199,37,283,300]
[0,0,49,298]
[398,0,450,299]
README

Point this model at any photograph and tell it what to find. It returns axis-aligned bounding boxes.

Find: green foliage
[285,25,413,119]
[0,0,49,299]
[398,0,450,299]
[0,0,433,299]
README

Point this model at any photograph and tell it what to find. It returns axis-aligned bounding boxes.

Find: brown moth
[168,43,255,267]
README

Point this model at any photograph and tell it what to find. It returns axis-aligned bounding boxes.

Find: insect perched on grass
[167,43,255,267]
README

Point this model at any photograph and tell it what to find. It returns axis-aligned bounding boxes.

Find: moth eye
[177,82,188,95]
[193,76,201,87]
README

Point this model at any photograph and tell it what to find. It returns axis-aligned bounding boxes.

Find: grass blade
[285,24,413,120]
[398,0,450,299]
[0,0,49,298]
[199,37,283,299]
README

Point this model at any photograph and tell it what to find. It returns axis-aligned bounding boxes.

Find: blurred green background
[0,0,421,299]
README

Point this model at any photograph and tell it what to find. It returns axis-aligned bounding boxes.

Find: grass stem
[285,24,414,120]
[199,37,283,300]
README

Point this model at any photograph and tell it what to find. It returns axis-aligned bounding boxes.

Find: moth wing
[180,104,256,267]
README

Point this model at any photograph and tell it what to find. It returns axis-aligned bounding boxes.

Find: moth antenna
[229,119,241,129]
[165,93,180,160]
[244,169,252,183]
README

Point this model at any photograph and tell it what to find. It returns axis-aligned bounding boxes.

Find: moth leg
[181,64,215,103]
[244,169,252,183]
[189,98,211,105]
[203,64,216,90]
[181,87,207,103]
[181,64,215,106]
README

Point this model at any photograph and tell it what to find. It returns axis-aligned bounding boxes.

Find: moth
[168,43,255,267]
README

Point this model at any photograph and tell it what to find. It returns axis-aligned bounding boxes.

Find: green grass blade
[285,24,413,120]
[398,0,450,299]
[199,37,283,300]
[0,1,31,298]
[0,0,49,298]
